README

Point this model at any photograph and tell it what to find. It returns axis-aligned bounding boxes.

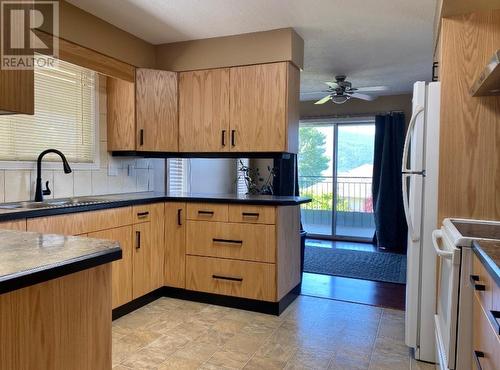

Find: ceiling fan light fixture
[331,95,350,104]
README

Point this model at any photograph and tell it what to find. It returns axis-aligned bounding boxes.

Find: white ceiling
[67,0,437,101]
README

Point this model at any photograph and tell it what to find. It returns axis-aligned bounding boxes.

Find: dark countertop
[0,229,121,294]
[0,192,311,222]
[472,240,500,287]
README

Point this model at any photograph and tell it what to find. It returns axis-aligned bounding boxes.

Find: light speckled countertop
[0,229,121,294]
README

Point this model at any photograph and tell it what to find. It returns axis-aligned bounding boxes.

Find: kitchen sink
[0,197,114,210]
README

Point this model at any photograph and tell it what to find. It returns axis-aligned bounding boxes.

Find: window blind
[167,158,187,193]
[236,158,249,195]
[0,57,96,163]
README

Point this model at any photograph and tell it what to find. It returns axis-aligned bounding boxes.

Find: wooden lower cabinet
[0,265,111,369]
[472,293,500,370]
[165,202,186,288]
[185,255,275,301]
[0,219,26,231]
[89,226,133,309]
[132,221,152,299]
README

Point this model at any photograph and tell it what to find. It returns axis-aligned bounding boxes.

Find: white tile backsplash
[5,170,31,202]
[53,170,74,198]
[0,77,165,203]
[73,170,92,197]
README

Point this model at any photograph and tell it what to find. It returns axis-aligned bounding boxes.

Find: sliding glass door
[298,118,376,241]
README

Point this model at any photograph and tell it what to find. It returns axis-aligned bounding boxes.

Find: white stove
[434,218,500,370]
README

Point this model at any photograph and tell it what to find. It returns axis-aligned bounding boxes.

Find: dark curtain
[372,112,407,253]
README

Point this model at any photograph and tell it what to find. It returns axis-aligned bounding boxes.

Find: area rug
[304,246,407,284]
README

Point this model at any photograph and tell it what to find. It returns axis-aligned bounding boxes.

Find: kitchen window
[0,56,98,166]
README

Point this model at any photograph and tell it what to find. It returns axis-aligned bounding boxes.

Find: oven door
[432,229,461,370]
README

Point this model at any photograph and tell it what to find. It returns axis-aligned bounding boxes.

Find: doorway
[298,118,376,242]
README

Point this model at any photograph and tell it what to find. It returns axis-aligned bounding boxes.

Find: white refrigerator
[403,81,441,363]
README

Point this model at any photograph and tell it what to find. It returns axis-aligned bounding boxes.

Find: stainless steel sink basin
[0,197,113,210]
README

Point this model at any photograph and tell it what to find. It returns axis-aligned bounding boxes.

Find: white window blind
[0,57,96,163]
[236,158,249,195]
[167,158,188,193]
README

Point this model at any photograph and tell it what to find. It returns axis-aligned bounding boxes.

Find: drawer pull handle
[139,129,144,146]
[469,275,486,291]
[473,350,484,370]
[212,238,243,245]
[198,210,214,215]
[177,208,182,226]
[212,274,243,282]
[231,130,236,147]
[242,212,259,218]
[135,231,141,249]
[137,211,149,218]
[222,130,226,146]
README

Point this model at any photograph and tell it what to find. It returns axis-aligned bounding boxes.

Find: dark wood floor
[300,239,406,311]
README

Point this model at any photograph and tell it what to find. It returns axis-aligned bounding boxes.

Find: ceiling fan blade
[350,92,376,101]
[314,95,332,105]
[301,91,330,95]
[325,82,339,89]
[355,86,389,92]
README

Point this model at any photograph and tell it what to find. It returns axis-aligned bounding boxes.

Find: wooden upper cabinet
[0,69,34,115]
[229,62,299,153]
[136,69,178,152]
[179,68,230,152]
[107,77,135,151]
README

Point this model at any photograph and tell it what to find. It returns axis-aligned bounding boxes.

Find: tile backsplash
[0,75,165,203]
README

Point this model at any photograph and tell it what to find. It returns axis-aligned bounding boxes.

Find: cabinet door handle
[231,130,236,147]
[473,350,484,370]
[135,231,141,249]
[222,130,226,146]
[198,210,214,215]
[137,211,149,218]
[212,274,243,282]
[212,238,243,245]
[242,212,259,218]
[177,208,182,226]
[139,129,144,146]
[469,275,486,291]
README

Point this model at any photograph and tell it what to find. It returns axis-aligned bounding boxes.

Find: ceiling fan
[313,75,388,104]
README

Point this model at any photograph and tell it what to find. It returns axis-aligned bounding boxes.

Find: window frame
[0,68,101,170]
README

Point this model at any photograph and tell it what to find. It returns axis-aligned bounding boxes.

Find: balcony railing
[299,176,375,238]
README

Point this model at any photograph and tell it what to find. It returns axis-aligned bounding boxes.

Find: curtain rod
[300,110,405,121]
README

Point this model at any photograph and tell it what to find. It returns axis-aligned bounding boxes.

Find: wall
[155,28,304,71]
[187,159,237,194]
[0,76,164,203]
[37,1,156,68]
[437,10,500,221]
[300,94,412,125]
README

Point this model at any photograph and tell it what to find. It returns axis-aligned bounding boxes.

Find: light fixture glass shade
[331,95,350,104]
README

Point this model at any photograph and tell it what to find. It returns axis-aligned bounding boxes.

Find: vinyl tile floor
[112,296,434,370]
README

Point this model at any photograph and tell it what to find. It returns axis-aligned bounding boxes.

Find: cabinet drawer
[186,221,275,263]
[228,205,276,224]
[186,203,228,222]
[473,254,493,311]
[27,207,133,235]
[132,204,153,223]
[473,294,500,370]
[186,255,275,301]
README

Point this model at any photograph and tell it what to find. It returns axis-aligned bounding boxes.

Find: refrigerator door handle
[401,105,425,243]
[402,173,419,242]
[402,105,425,173]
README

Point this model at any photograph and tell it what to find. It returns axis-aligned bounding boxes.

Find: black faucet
[34,149,72,202]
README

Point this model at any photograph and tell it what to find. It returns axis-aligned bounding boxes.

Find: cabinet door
[150,203,165,290]
[229,62,287,152]
[136,69,178,152]
[0,68,34,115]
[107,77,136,151]
[89,226,133,309]
[179,69,230,152]
[132,222,152,299]
[164,202,186,288]
[0,219,26,231]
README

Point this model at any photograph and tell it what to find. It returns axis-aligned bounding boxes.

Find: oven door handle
[432,230,454,259]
